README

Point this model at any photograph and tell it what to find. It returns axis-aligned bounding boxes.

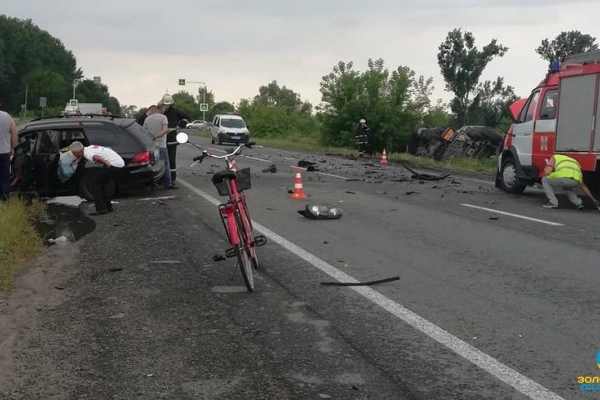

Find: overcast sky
[4,0,600,111]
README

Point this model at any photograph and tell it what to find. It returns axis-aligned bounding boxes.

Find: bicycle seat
[211,170,238,185]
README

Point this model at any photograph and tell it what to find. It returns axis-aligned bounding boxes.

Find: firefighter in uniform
[355,119,370,157]
[541,154,600,210]
[158,94,190,185]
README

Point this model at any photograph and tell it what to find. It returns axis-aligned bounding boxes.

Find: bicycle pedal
[254,235,267,247]
[225,248,236,258]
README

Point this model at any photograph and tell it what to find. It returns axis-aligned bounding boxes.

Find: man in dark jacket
[158,94,190,185]
[355,119,370,157]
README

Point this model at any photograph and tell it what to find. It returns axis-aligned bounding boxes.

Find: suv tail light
[129,151,151,166]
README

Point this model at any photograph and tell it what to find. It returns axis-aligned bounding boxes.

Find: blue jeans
[0,153,10,201]
[159,147,171,188]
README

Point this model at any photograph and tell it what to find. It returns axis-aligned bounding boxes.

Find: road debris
[398,161,451,181]
[298,204,344,220]
[321,276,400,286]
[262,164,277,173]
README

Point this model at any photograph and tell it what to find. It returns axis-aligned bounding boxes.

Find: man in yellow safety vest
[541,154,600,210]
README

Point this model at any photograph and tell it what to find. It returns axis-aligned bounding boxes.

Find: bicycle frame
[217,162,257,262]
[185,139,265,263]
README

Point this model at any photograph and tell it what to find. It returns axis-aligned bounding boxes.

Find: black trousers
[167,144,178,183]
[89,167,120,212]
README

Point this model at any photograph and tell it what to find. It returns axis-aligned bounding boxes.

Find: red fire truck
[496,50,600,194]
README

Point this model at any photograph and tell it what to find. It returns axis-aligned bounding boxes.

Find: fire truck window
[540,90,558,120]
[518,91,540,123]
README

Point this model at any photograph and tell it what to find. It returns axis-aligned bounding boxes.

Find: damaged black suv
[13,115,165,200]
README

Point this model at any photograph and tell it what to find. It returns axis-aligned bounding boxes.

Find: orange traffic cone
[380,149,389,165]
[290,167,308,200]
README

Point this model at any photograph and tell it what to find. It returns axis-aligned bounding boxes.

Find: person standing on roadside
[143,104,174,190]
[159,94,189,186]
[69,141,125,216]
[136,104,156,126]
[0,97,18,201]
[355,119,370,158]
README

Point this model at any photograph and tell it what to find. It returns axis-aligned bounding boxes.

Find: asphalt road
[2,136,600,399]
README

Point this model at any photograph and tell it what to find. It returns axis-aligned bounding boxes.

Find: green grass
[186,128,497,175]
[0,197,48,292]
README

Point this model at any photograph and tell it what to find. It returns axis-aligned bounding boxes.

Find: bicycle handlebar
[189,141,257,166]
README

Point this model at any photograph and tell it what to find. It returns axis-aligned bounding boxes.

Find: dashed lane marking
[461,204,564,226]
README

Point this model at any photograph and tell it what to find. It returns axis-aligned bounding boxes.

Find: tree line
[1,14,597,153]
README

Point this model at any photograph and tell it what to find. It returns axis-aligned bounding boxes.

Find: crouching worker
[541,154,600,210]
[69,141,124,216]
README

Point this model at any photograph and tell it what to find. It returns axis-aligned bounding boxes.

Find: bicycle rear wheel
[234,212,254,292]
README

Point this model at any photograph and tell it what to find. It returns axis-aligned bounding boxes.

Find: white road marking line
[455,176,494,185]
[137,196,177,201]
[461,204,564,226]
[178,177,564,400]
[290,166,349,180]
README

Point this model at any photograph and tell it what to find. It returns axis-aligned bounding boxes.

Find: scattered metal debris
[262,164,277,173]
[398,161,451,181]
[298,204,344,220]
[321,276,400,286]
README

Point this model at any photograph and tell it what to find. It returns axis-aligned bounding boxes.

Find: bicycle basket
[212,167,252,196]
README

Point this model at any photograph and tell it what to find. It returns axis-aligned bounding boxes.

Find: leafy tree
[16,69,70,114]
[207,101,235,120]
[73,79,121,114]
[469,77,517,128]
[536,31,598,71]
[318,58,437,152]
[422,100,451,128]
[0,15,81,113]
[437,28,508,126]
[237,83,319,140]
[171,91,199,119]
[253,80,311,114]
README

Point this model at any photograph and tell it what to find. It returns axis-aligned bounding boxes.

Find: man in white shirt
[69,141,124,215]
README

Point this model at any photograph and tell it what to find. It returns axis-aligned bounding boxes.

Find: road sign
[179,79,186,85]
[93,76,102,85]
[69,99,78,107]
[39,97,47,108]
[200,103,209,112]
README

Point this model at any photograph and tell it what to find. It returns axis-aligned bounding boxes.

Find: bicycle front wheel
[238,202,260,270]
[234,213,254,292]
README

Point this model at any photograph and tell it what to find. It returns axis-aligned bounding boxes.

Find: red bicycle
[177,133,266,292]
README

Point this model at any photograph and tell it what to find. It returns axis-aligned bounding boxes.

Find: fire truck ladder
[563,50,600,66]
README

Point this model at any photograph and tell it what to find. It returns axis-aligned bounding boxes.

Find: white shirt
[83,145,125,168]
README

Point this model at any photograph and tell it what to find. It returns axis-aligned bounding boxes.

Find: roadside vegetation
[0,198,48,292]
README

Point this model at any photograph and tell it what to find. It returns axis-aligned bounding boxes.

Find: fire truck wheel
[500,158,526,194]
